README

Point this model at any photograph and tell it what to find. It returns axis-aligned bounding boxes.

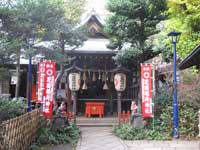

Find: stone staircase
[76,116,118,127]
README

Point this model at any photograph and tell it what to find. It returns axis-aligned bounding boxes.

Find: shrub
[0,98,24,122]
[156,89,199,139]
[35,123,80,146]
[114,124,170,140]
[114,89,199,140]
[157,99,199,139]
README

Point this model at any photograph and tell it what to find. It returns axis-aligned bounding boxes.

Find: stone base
[131,113,144,127]
[52,116,69,129]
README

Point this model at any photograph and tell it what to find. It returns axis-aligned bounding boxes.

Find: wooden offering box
[85,102,105,118]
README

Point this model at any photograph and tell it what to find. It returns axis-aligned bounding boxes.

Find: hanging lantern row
[80,71,112,90]
[61,63,130,92]
[61,71,125,91]
[60,71,115,83]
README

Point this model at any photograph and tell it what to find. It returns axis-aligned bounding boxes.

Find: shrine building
[57,10,139,117]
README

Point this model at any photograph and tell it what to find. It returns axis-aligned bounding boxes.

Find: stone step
[76,117,118,127]
[77,123,117,127]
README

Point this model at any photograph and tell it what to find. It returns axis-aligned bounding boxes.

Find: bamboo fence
[0,109,40,150]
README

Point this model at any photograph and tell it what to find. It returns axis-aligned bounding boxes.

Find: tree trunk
[15,48,21,99]
[53,40,65,106]
[65,82,72,112]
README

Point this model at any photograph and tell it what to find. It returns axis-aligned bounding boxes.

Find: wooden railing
[0,109,40,150]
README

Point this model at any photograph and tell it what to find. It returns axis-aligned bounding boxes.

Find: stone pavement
[77,127,200,150]
[76,127,126,150]
[123,140,200,150]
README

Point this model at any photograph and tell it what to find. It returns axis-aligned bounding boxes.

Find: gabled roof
[178,44,200,70]
[71,38,113,52]
[79,9,107,38]
[80,9,105,27]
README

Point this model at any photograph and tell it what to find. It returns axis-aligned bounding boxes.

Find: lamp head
[168,31,181,43]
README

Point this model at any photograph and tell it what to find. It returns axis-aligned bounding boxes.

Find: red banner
[141,64,153,118]
[38,61,56,119]
[37,62,46,103]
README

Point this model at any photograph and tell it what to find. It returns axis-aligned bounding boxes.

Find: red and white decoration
[141,64,153,118]
[114,73,126,92]
[37,61,56,118]
[37,62,45,103]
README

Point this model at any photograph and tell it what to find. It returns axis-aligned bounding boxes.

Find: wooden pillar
[108,83,113,115]
[117,92,122,126]
[109,93,113,115]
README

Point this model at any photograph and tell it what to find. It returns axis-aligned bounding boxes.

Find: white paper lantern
[68,73,80,91]
[114,73,126,91]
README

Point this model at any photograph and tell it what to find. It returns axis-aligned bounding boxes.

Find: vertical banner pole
[152,64,155,130]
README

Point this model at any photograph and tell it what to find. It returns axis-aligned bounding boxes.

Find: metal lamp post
[168,31,181,138]
[27,55,32,112]
[27,40,34,112]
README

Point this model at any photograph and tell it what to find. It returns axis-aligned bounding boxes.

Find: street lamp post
[27,55,32,112]
[168,31,181,138]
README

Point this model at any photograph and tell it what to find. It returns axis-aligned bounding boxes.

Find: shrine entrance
[57,51,137,120]
[56,10,140,124]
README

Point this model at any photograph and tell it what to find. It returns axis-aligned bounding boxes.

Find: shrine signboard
[141,64,153,118]
[37,61,56,119]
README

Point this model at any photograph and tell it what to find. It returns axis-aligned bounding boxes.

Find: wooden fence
[0,109,40,150]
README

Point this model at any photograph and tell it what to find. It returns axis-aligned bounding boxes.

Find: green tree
[105,0,167,67]
[64,0,85,25]
[33,0,87,102]
[0,0,86,98]
[1,0,67,98]
[160,0,200,61]
[105,0,167,110]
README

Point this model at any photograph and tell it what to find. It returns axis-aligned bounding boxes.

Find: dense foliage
[105,0,167,66]
[178,70,200,107]
[114,89,199,140]
[160,0,200,61]
[159,100,199,139]
[114,125,170,140]
[0,0,86,98]
[0,98,24,123]
[29,123,80,150]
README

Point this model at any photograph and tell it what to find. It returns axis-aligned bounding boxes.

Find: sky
[83,0,109,21]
